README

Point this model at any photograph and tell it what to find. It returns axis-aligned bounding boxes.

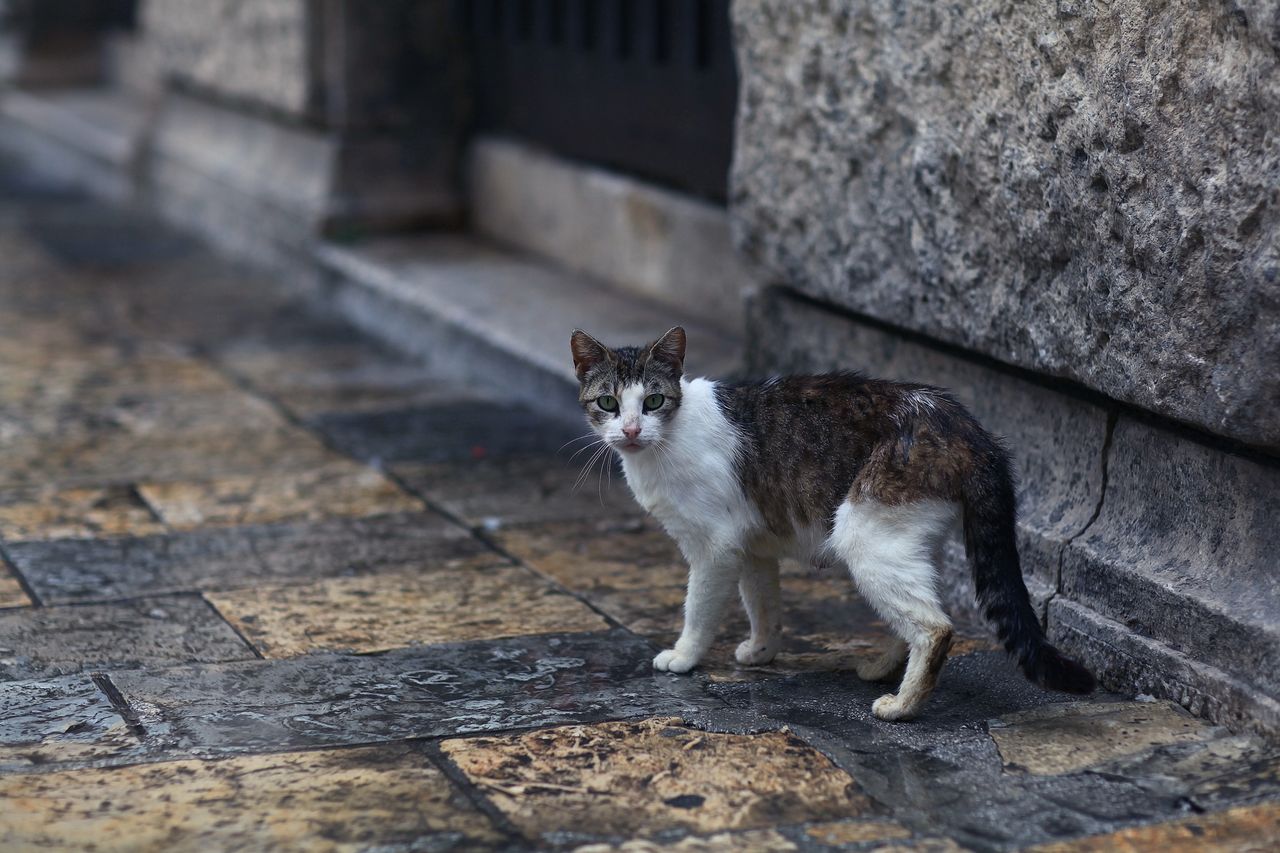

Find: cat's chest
[620,447,745,529]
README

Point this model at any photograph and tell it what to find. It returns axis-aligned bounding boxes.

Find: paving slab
[704,661,1199,850]
[206,566,609,657]
[312,400,581,465]
[572,829,800,851]
[0,425,341,490]
[106,631,718,761]
[0,596,255,681]
[395,456,642,529]
[0,484,165,541]
[1029,799,1280,852]
[217,338,482,418]
[0,569,31,608]
[137,463,421,530]
[988,701,1220,776]
[442,717,870,844]
[6,512,488,604]
[0,674,141,772]
[0,743,506,851]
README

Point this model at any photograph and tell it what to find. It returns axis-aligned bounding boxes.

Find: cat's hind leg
[736,554,782,665]
[855,638,908,682]
[830,497,957,721]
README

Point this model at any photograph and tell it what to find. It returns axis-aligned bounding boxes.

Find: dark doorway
[460,0,738,203]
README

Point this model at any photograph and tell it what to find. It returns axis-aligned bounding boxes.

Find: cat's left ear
[650,326,686,372]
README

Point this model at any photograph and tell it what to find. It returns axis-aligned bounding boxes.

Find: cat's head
[569,326,686,454]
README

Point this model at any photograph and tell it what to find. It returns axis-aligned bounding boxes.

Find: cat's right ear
[570,329,609,380]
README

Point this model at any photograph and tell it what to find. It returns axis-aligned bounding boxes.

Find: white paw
[653,648,699,674]
[871,693,917,722]
[735,637,781,666]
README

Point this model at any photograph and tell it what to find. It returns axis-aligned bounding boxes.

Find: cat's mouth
[616,439,647,453]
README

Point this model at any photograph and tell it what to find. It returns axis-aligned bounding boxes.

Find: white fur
[828,498,958,719]
[617,378,762,673]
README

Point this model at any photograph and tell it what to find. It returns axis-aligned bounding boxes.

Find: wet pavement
[0,152,1278,851]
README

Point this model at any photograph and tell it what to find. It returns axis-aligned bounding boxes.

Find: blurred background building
[0,1,1276,735]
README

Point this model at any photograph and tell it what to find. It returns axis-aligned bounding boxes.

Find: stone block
[469,136,755,331]
[312,401,580,466]
[0,673,140,772]
[1058,418,1280,696]
[0,570,28,608]
[1029,800,1280,852]
[0,484,166,541]
[215,338,478,418]
[1049,599,1280,738]
[0,596,254,681]
[0,744,504,850]
[987,701,1219,776]
[392,456,642,529]
[6,512,487,604]
[137,464,421,530]
[732,0,1280,449]
[205,566,609,658]
[138,0,311,118]
[107,631,718,756]
[441,718,869,841]
[748,288,1109,621]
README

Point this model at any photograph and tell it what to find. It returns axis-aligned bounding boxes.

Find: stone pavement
[0,153,1278,852]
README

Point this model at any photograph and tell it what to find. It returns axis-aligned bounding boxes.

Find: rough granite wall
[731,0,1280,450]
[138,0,310,118]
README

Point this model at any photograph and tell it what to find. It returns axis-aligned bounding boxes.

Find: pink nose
[623,424,642,440]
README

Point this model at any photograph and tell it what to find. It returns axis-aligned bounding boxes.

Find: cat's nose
[623,424,642,440]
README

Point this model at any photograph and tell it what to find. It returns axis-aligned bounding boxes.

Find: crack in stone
[1047,409,1119,621]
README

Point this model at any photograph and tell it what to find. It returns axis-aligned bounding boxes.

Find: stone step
[0,87,148,201]
[467,136,758,332]
[316,235,744,424]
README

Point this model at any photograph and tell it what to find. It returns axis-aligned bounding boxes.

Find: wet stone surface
[394,456,643,529]
[106,631,718,762]
[0,151,1277,849]
[0,595,255,681]
[6,512,488,603]
[206,566,610,657]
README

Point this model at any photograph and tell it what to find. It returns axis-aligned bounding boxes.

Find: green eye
[596,395,618,412]
[643,393,665,411]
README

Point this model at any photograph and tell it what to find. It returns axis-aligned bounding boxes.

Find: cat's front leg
[653,557,740,674]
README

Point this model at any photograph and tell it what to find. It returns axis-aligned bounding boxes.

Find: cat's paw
[735,637,781,666]
[653,649,699,674]
[871,693,918,722]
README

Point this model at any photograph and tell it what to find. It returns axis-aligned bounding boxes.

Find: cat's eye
[596,395,619,412]
[643,393,665,411]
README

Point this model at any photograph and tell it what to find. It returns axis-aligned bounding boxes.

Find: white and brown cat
[571,326,1094,721]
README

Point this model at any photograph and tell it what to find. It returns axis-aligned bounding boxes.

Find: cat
[570,325,1096,721]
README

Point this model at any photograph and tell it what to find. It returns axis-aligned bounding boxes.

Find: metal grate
[460,0,738,203]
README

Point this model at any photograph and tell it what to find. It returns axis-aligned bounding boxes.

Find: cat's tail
[960,444,1096,695]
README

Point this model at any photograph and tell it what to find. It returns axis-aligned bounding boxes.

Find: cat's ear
[650,326,686,371]
[570,329,610,380]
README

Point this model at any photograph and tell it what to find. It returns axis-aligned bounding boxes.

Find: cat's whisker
[557,433,600,454]
[567,438,608,462]
[572,443,612,494]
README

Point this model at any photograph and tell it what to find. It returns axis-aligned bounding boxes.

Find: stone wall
[731,0,1280,451]
[137,0,310,118]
